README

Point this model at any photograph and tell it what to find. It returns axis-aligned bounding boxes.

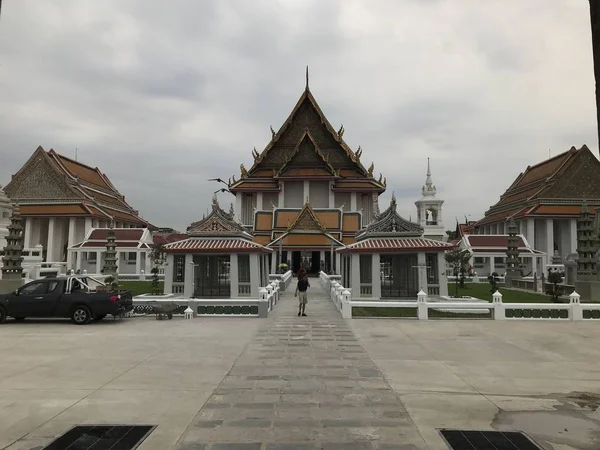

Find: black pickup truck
[0,276,133,325]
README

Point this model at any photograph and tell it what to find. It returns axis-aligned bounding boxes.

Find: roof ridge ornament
[422,157,437,197]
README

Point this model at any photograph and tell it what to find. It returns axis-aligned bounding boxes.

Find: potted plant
[278,263,288,274]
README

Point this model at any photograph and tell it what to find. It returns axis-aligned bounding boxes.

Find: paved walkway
[176,281,427,449]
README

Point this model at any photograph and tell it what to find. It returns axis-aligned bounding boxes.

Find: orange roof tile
[50,151,113,190]
[19,204,88,215]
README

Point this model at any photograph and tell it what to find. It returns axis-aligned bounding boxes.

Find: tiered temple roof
[229,84,386,193]
[164,196,271,254]
[340,194,453,253]
[476,145,600,227]
[71,228,154,250]
[4,146,152,227]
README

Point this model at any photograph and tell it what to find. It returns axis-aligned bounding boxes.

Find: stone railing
[268,270,293,291]
[348,290,600,321]
[320,271,352,318]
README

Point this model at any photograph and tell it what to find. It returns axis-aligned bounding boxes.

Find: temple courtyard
[1,284,600,450]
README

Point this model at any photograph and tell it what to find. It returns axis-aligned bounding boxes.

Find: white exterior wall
[249,253,259,298]
[230,253,239,299]
[438,252,448,296]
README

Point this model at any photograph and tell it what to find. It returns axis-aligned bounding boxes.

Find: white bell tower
[415,158,445,241]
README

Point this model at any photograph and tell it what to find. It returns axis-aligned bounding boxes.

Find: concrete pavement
[1,281,600,449]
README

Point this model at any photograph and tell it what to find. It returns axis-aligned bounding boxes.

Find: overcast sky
[0,1,596,231]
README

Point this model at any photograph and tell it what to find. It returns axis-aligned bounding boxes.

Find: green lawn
[119,281,163,296]
[446,282,551,303]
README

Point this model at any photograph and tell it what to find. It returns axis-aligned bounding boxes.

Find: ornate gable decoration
[5,148,78,200]
[358,193,423,239]
[276,131,338,177]
[287,202,326,232]
[187,195,250,237]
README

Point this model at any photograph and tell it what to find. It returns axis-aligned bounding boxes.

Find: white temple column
[438,251,448,296]
[546,219,554,264]
[67,217,76,269]
[84,217,92,238]
[335,252,341,275]
[328,182,335,208]
[46,218,56,262]
[235,193,242,223]
[489,257,495,275]
[570,218,578,255]
[526,219,535,248]
[350,253,361,297]
[350,193,357,212]
[76,251,82,271]
[135,251,141,275]
[417,252,428,292]
[278,182,285,208]
[250,253,259,298]
[303,180,309,203]
[24,217,32,248]
[230,253,239,299]
[184,254,194,298]
[96,251,102,273]
[371,253,381,299]
[256,192,263,211]
[163,254,173,295]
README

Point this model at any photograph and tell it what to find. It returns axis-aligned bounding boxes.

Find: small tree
[444,248,471,297]
[148,243,166,295]
[103,275,119,291]
[488,271,500,295]
[547,271,564,303]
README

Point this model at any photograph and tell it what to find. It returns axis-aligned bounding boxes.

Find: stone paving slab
[175,283,428,450]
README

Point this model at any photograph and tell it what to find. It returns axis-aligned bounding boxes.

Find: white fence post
[570,291,582,321]
[341,289,352,319]
[492,290,505,320]
[140,270,146,281]
[184,306,194,320]
[417,290,428,320]
[258,288,269,318]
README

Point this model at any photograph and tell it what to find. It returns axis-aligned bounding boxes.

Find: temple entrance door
[380,254,418,298]
[292,251,302,273]
[193,255,231,298]
[310,251,320,274]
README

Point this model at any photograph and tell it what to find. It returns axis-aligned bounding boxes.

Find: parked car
[0,276,133,325]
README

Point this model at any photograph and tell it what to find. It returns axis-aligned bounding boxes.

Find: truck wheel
[0,307,6,324]
[71,306,91,325]
[94,315,106,321]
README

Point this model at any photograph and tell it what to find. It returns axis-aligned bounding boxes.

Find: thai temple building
[474,145,600,269]
[163,77,451,299]
[3,146,152,268]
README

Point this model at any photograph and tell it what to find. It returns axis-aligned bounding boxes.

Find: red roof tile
[339,238,454,253]
[467,235,526,248]
[89,229,145,241]
[164,238,272,253]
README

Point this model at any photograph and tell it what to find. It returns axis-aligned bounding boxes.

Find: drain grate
[440,429,542,450]
[42,425,156,450]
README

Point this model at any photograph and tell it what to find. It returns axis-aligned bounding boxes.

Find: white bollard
[341,289,352,319]
[492,290,505,320]
[184,307,194,320]
[570,291,582,321]
[140,270,146,281]
[417,290,428,320]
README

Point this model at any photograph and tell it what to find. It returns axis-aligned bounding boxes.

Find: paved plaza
[1,284,600,450]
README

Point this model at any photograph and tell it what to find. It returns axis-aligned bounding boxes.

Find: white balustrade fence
[269,270,293,291]
[319,271,600,321]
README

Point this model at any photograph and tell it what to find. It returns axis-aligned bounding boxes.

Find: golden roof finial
[306,65,309,91]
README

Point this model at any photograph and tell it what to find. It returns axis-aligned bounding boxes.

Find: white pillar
[96,251,102,273]
[527,219,535,247]
[303,180,309,203]
[490,256,495,275]
[546,219,554,264]
[76,250,82,271]
[46,218,56,262]
[24,217,32,248]
[256,192,263,211]
[250,253,259,298]
[230,253,239,298]
[67,217,76,269]
[570,218,578,255]
[163,254,174,294]
[135,251,141,275]
[335,252,341,275]
[371,253,381,299]
[84,217,92,237]
[328,182,335,208]
[350,193,357,212]
[350,253,360,297]
[184,254,194,298]
[417,252,427,292]
[278,182,285,208]
[234,193,242,223]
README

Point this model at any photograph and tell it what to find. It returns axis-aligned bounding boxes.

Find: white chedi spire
[421,157,436,197]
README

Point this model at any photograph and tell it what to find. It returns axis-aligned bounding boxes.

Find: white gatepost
[230,254,239,299]
[371,253,381,299]
[266,284,273,310]
[331,281,339,301]
[570,291,582,321]
[270,281,279,304]
[492,290,504,320]
[417,290,428,320]
[258,288,269,318]
[341,289,352,319]
[336,285,344,310]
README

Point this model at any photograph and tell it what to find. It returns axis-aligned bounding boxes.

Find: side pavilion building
[338,194,453,298]
[163,196,272,298]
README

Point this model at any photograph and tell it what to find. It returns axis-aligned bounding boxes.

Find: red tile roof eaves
[164,238,271,253]
[339,238,453,253]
